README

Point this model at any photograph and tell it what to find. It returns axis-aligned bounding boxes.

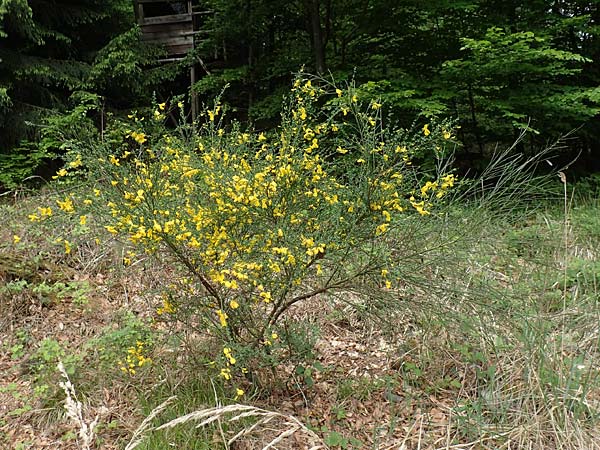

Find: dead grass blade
[156,403,328,449]
[124,395,177,450]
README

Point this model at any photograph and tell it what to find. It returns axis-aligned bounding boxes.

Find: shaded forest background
[1,0,600,189]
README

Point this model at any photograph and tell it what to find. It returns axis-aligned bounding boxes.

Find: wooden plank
[142,30,195,41]
[141,22,193,33]
[142,26,192,36]
[143,35,193,47]
[141,13,191,25]
[165,43,193,55]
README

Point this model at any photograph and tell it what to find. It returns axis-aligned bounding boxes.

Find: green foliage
[322,429,362,449]
[194,0,600,161]
[0,0,183,189]
[88,311,154,374]
[440,26,598,141]
[89,26,174,100]
[0,142,51,188]
[0,90,101,188]
[3,0,600,188]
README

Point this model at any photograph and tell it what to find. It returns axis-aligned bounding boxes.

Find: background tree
[1,0,599,189]
[0,0,173,187]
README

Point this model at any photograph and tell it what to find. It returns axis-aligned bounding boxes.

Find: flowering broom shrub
[36,75,456,396]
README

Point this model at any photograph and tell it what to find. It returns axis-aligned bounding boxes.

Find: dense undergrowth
[1,77,599,449]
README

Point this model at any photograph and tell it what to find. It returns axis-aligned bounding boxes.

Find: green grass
[134,377,224,449]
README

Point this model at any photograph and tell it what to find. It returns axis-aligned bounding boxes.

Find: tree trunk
[307,0,326,74]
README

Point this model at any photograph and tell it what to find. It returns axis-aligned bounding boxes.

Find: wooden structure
[134,0,207,117]
[135,0,195,57]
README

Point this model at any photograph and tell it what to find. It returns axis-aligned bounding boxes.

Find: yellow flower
[440,174,455,189]
[375,223,390,235]
[130,131,147,144]
[156,298,176,315]
[230,300,240,309]
[336,88,343,97]
[298,107,307,121]
[443,130,452,139]
[371,101,382,110]
[57,197,74,213]
[216,309,228,327]
[410,197,430,216]
[223,347,236,364]
[39,207,53,217]
[69,157,83,168]
[64,240,72,255]
[13,235,21,244]
[159,102,166,110]
[52,168,68,179]
[105,225,118,234]
[79,215,87,225]
[422,124,431,136]
[259,291,272,303]
[420,181,438,197]
[352,94,358,103]
[235,388,245,399]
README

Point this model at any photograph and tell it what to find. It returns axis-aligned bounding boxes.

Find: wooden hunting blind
[134,0,195,58]
[134,0,212,117]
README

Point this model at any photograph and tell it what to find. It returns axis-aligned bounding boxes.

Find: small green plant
[10,332,28,360]
[88,310,155,377]
[294,360,324,388]
[322,428,363,449]
[0,279,90,307]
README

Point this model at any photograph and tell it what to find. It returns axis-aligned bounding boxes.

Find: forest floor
[1,189,600,450]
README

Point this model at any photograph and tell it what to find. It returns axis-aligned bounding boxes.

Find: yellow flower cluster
[156,297,176,315]
[130,131,147,144]
[219,347,247,392]
[118,341,152,376]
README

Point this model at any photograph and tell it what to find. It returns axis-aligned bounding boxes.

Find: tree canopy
[1,0,599,188]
